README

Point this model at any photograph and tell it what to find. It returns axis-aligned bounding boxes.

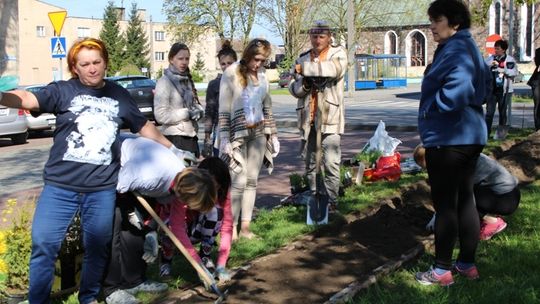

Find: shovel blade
[307,193,329,225]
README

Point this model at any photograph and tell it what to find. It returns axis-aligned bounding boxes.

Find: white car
[22,84,56,132]
[0,104,28,145]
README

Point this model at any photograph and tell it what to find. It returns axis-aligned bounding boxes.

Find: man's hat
[308,20,331,35]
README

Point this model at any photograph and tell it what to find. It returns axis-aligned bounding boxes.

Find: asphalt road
[0,82,535,212]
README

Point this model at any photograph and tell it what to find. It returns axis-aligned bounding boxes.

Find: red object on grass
[364,152,402,182]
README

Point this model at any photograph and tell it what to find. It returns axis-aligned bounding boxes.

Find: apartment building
[0,0,219,86]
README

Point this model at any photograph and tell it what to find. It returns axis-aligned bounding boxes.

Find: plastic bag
[364,121,402,156]
[362,121,402,181]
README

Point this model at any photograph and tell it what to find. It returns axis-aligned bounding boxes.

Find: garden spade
[307,90,329,225]
[133,192,227,303]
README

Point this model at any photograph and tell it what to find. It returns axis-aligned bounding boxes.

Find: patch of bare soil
[158,131,540,304]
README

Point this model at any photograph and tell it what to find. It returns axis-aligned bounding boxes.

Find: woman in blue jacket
[415,0,491,286]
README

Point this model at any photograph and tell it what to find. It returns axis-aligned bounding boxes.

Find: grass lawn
[55,129,538,303]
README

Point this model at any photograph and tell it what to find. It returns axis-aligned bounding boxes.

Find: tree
[163,0,232,44]
[259,0,318,67]
[162,0,259,46]
[99,0,125,75]
[236,0,259,47]
[124,2,150,72]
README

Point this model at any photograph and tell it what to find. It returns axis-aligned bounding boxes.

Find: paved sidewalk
[1,82,535,214]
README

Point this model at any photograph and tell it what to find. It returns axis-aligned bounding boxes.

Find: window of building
[155,31,165,41]
[36,26,45,37]
[410,31,425,66]
[77,27,91,38]
[155,52,165,61]
[525,4,533,58]
[384,31,398,54]
[495,2,501,35]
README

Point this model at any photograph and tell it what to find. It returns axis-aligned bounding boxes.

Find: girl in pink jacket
[160,157,233,282]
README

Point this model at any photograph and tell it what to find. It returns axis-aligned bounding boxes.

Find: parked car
[0,104,28,145]
[22,84,56,132]
[278,72,293,88]
[106,75,156,121]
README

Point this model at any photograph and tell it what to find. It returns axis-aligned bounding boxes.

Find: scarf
[164,64,195,109]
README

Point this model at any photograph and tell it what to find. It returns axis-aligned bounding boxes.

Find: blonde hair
[67,38,108,78]
[172,168,217,213]
[413,144,426,169]
[238,38,271,88]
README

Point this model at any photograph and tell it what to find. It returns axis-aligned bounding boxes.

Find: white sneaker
[106,290,141,304]
[124,280,168,294]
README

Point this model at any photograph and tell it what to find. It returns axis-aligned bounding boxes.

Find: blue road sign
[51,37,67,58]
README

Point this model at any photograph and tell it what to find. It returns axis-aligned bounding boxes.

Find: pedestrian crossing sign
[51,37,67,58]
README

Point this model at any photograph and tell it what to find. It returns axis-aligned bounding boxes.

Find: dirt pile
[159,131,540,303]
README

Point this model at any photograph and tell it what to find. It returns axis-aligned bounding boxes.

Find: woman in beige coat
[154,43,204,157]
[218,39,279,240]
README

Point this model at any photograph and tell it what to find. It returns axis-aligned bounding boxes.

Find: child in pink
[160,157,233,282]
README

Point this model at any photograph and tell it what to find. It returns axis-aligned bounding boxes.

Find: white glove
[169,145,198,166]
[189,108,204,121]
[197,263,215,290]
[219,137,232,156]
[142,231,158,264]
[426,213,436,231]
[271,136,280,157]
[127,209,143,230]
[215,266,232,283]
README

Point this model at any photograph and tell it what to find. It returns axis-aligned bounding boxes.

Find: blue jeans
[29,185,116,304]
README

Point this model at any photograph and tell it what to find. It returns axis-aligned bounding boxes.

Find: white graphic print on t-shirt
[63,95,119,165]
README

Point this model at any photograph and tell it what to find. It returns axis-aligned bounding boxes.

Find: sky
[41,0,283,44]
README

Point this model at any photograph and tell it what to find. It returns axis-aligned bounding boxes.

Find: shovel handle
[133,192,216,288]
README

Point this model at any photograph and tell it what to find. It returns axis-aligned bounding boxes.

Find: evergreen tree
[124,2,150,72]
[99,0,125,76]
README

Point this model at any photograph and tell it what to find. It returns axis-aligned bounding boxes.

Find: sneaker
[160,262,172,281]
[415,266,454,286]
[479,217,507,240]
[106,290,141,304]
[454,264,480,280]
[124,280,168,295]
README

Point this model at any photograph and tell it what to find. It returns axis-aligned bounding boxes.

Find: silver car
[0,104,28,145]
[22,84,56,132]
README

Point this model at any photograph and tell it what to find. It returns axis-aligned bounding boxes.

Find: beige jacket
[218,62,278,173]
[154,76,203,137]
[289,46,347,140]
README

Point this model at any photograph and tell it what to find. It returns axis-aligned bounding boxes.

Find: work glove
[197,263,215,290]
[426,213,436,231]
[215,266,232,283]
[189,108,204,121]
[169,145,198,166]
[271,135,280,157]
[202,138,214,158]
[219,137,232,156]
[142,231,159,264]
[127,209,143,230]
[302,77,314,90]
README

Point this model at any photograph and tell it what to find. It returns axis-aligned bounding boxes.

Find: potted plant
[289,173,309,194]
[0,199,33,303]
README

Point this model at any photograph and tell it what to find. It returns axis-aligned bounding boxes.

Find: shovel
[307,91,329,225]
[133,192,227,304]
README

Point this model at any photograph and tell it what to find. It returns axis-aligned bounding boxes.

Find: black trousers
[532,84,540,131]
[166,134,200,158]
[485,91,511,135]
[102,193,147,297]
[475,186,521,218]
[426,145,483,270]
